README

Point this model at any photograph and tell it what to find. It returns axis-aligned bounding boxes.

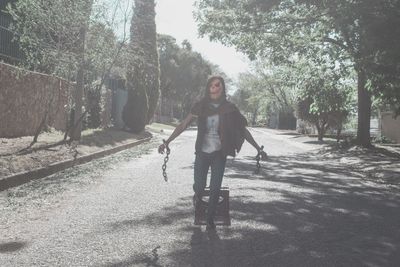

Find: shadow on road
[0,241,27,253]
[104,148,400,266]
[102,245,163,267]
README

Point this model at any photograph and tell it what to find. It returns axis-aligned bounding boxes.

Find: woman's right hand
[158,142,168,154]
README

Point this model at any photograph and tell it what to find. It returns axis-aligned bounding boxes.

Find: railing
[0,10,22,62]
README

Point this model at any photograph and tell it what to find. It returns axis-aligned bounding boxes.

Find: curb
[0,136,152,191]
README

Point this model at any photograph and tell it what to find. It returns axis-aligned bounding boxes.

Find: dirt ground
[0,127,155,179]
[1,125,399,185]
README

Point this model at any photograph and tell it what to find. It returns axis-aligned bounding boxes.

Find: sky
[155,0,250,80]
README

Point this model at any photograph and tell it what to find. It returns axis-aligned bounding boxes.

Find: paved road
[1,128,399,266]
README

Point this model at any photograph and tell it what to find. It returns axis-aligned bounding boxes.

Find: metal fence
[0,10,22,62]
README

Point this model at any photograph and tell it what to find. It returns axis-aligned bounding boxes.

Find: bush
[122,76,149,133]
[84,87,102,129]
[373,135,394,144]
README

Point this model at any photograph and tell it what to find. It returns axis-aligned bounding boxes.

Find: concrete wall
[381,112,400,143]
[0,62,70,137]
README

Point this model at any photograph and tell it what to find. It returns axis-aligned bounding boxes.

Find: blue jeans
[193,150,227,222]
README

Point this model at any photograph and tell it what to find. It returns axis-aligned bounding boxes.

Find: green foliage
[158,34,180,99]
[133,1,159,123]
[7,0,93,78]
[86,22,119,80]
[195,0,331,62]
[123,0,159,132]
[133,0,159,124]
[8,0,131,134]
[294,58,354,140]
[173,47,213,116]
[122,70,149,132]
[231,72,269,125]
[303,0,400,113]
[195,0,400,146]
[158,34,216,119]
[373,135,394,144]
[84,86,102,129]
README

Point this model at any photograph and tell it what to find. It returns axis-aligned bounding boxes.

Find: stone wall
[0,62,70,137]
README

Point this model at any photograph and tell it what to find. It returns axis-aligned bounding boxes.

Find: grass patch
[146,123,175,133]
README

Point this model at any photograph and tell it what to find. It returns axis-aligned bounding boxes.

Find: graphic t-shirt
[201,103,221,153]
[190,99,248,157]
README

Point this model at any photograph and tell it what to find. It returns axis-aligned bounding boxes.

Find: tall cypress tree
[122,0,159,132]
[123,52,149,132]
[142,1,160,123]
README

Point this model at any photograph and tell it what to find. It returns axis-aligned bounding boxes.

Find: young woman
[158,75,267,230]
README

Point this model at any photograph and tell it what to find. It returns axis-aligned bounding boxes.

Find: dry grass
[0,127,148,179]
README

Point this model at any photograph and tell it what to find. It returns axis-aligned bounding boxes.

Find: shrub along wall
[0,62,70,137]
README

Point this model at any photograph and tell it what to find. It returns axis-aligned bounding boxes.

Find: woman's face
[209,78,223,100]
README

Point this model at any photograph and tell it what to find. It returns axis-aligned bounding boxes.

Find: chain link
[161,139,170,182]
[255,145,264,174]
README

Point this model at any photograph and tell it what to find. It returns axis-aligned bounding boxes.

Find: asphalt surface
[0,128,399,267]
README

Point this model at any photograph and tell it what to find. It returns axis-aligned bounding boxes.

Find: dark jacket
[191,99,247,157]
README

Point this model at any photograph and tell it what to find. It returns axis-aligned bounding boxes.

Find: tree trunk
[356,69,372,147]
[170,100,174,120]
[252,107,258,126]
[30,88,56,146]
[318,127,325,141]
[71,27,86,141]
[30,112,48,147]
[315,123,323,141]
[315,119,328,141]
[336,126,342,143]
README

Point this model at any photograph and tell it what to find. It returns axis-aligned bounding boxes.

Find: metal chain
[255,145,264,174]
[161,139,170,182]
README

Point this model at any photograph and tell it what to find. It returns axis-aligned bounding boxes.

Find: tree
[123,0,159,132]
[362,1,400,116]
[157,36,214,120]
[195,0,400,146]
[122,66,149,133]
[173,46,212,117]
[7,0,93,78]
[295,70,353,141]
[233,72,268,125]
[158,34,180,100]
[7,0,134,139]
[252,60,298,122]
[233,54,353,137]
[8,0,94,141]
